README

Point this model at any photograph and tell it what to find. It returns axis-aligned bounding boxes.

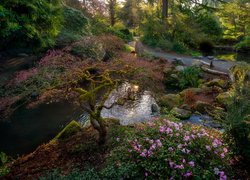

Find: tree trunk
[162,0,168,19]
[109,0,116,26]
[90,117,107,145]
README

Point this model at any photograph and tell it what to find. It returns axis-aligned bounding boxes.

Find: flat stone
[158,94,182,110]
[207,56,214,60]
[171,107,192,120]
[175,65,185,71]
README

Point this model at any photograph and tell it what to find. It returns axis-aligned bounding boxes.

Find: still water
[214,50,250,63]
[0,103,82,157]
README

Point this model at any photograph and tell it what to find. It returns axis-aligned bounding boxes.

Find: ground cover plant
[36,117,236,179]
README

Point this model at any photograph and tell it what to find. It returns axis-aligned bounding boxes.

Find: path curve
[129,41,236,73]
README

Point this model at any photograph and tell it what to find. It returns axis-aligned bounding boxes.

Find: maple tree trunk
[90,116,107,145]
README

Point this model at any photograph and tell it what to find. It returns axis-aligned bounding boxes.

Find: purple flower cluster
[130,138,162,157]
[214,168,227,180]
[126,119,230,178]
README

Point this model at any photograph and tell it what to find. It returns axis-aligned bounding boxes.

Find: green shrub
[224,64,250,163]
[224,88,250,163]
[101,162,140,179]
[56,6,90,47]
[171,41,188,54]
[40,169,100,180]
[0,0,63,51]
[164,66,202,90]
[178,66,202,89]
[157,39,173,50]
[102,119,233,179]
[195,13,223,41]
[107,27,133,42]
[0,152,10,177]
[70,37,105,60]
[235,36,250,51]
[90,15,109,35]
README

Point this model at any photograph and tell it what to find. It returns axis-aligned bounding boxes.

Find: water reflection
[101,83,159,125]
[213,50,250,63]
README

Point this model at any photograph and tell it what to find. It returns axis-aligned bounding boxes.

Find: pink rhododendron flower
[175,164,184,169]
[168,147,174,151]
[169,161,175,168]
[206,145,211,151]
[223,147,228,153]
[159,126,165,133]
[156,139,162,147]
[188,161,195,167]
[219,171,227,180]
[184,171,192,177]
[184,135,191,141]
[177,144,183,149]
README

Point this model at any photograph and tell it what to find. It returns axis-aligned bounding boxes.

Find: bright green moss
[54,120,82,141]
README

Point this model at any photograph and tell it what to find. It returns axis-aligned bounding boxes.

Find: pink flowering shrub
[9,68,38,86]
[104,119,234,179]
[39,49,64,67]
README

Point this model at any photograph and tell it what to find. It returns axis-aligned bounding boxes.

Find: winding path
[129,41,236,73]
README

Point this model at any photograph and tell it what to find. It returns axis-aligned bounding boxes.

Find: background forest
[0,0,249,54]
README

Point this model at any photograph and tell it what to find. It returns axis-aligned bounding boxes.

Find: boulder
[216,92,232,106]
[151,103,159,114]
[192,59,203,67]
[204,78,227,88]
[135,41,144,56]
[171,107,192,119]
[193,101,214,114]
[179,88,203,97]
[158,94,182,110]
[175,65,185,72]
[172,58,184,66]
[207,56,214,60]
[163,67,175,75]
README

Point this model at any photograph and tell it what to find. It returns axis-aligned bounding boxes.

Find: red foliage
[9,68,38,86]
[184,90,196,105]
[39,49,65,67]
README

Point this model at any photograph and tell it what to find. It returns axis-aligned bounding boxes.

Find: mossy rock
[216,92,233,106]
[54,120,82,141]
[193,101,214,114]
[158,94,182,110]
[170,107,192,120]
[179,88,202,97]
[204,78,227,88]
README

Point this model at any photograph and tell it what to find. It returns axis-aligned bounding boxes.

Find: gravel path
[129,41,236,73]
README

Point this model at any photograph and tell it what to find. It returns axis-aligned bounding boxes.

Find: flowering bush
[104,119,234,179]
